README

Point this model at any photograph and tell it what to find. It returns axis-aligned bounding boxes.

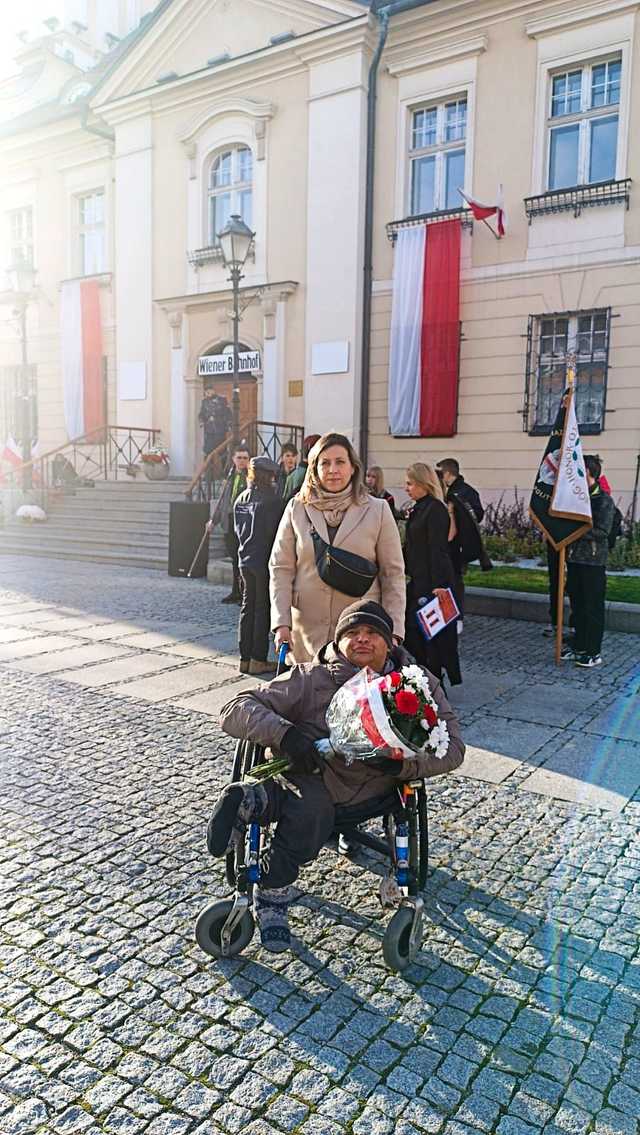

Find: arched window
[208,145,253,246]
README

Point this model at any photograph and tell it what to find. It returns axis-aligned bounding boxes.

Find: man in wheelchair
[209,600,465,952]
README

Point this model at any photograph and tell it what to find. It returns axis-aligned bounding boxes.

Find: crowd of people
[206,429,496,691]
[201,399,617,676]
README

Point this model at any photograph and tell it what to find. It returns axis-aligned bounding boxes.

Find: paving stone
[2,559,640,1135]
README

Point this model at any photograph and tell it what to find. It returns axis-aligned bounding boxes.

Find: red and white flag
[60,279,104,440]
[388,219,461,437]
[458,185,506,237]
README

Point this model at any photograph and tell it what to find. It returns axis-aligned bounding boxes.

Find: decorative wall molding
[526,0,640,38]
[179,97,276,148]
[386,35,488,77]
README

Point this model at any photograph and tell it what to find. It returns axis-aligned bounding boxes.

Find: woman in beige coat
[269,432,406,663]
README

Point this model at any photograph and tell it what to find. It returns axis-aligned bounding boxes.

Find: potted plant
[141,445,170,481]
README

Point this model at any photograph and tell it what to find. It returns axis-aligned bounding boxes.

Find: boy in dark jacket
[234,456,284,676]
[563,455,615,668]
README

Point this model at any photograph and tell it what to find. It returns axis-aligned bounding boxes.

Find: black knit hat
[335,600,394,649]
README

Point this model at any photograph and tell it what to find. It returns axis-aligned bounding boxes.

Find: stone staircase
[0,477,210,570]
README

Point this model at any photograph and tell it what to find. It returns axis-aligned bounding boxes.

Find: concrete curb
[466,586,640,635]
[207,561,640,635]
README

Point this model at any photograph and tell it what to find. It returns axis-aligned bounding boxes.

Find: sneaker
[338,832,356,857]
[249,660,277,677]
[541,625,556,638]
[560,645,577,661]
[575,653,602,668]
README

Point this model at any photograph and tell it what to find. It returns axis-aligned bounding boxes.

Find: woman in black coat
[403,461,462,686]
[234,457,284,677]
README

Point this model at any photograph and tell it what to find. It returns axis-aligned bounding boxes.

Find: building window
[526,309,611,435]
[8,207,33,267]
[409,97,466,215]
[547,58,620,190]
[208,146,253,246]
[77,191,105,275]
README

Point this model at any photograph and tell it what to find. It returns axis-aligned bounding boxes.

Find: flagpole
[554,357,576,665]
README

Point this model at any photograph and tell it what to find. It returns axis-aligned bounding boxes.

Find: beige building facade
[1,0,639,508]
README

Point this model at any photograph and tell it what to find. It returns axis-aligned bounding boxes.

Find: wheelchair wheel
[195,899,255,959]
[382,906,421,972]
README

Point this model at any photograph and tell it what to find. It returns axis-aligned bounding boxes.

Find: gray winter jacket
[219,642,465,807]
[567,486,615,567]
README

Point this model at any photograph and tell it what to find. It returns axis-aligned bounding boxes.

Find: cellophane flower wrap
[325,665,450,764]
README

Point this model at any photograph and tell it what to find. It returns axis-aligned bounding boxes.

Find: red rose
[389,672,402,688]
[394,689,419,715]
[423,705,437,727]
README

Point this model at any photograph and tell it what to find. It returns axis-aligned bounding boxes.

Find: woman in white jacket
[269,433,406,663]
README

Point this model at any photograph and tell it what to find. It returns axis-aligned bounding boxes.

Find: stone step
[0,540,167,570]
[2,528,170,552]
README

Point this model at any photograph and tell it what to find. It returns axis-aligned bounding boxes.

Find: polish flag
[388,219,461,437]
[60,279,104,440]
[458,185,506,237]
[0,435,23,484]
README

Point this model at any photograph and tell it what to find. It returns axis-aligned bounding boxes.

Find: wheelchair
[196,735,430,973]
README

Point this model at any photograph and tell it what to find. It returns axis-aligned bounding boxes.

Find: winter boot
[206,782,267,857]
[254,885,296,953]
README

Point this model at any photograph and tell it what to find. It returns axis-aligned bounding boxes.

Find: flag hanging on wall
[388,218,461,437]
[60,279,104,440]
[458,186,506,237]
[529,385,592,549]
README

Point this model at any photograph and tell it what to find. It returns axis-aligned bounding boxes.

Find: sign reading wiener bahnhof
[198,351,261,377]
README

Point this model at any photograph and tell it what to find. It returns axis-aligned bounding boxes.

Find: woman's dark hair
[247,466,275,490]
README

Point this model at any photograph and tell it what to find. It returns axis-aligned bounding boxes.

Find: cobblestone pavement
[1,556,640,1135]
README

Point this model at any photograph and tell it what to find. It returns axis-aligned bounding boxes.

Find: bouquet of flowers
[141,445,170,465]
[325,665,450,764]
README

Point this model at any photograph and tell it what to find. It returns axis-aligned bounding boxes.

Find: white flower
[401,664,424,683]
[428,720,450,760]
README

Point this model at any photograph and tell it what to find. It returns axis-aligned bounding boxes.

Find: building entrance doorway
[200,343,258,437]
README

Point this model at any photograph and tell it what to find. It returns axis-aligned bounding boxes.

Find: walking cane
[187,521,211,579]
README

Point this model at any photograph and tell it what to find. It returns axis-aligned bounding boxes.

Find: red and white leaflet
[416,588,460,641]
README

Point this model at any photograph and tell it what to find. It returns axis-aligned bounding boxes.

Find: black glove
[280,727,320,775]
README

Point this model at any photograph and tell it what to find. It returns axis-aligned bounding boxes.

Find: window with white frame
[527,309,611,434]
[77,190,105,275]
[208,145,253,246]
[408,97,466,216]
[547,57,621,190]
[8,206,33,267]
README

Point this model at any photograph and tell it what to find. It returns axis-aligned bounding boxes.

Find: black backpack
[608,505,623,551]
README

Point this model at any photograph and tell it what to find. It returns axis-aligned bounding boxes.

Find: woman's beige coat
[269,495,406,662]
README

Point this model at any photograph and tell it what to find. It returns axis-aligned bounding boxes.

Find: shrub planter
[143,462,170,481]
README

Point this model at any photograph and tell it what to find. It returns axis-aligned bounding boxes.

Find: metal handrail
[186,419,305,504]
[186,419,254,502]
[2,424,161,506]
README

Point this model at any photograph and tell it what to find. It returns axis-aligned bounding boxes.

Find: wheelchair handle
[276,642,289,673]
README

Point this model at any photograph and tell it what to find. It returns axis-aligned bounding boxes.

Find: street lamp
[217,214,254,447]
[5,260,37,492]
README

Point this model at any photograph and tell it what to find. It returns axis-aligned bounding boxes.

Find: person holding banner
[564,455,615,668]
[403,462,461,687]
[529,372,594,664]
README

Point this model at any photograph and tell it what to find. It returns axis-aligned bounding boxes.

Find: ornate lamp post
[5,261,37,492]
[217,214,254,447]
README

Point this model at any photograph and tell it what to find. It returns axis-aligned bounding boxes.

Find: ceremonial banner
[529,387,592,550]
[388,219,461,437]
[61,280,104,440]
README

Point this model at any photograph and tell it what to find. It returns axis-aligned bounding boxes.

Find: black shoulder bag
[305,511,378,598]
